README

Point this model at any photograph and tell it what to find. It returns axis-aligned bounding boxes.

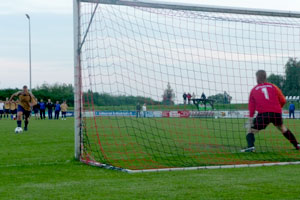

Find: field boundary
[81,159,300,173]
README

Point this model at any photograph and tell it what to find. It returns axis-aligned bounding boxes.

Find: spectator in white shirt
[0,100,4,120]
[142,103,147,118]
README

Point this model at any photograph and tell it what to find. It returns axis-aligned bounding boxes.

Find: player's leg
[24,111,31,131]
[16,111,23,128]
[271,112,299,149]
[48,110,51,119]
[241,113,269,152]
[16,104,26,127]
[292,111,295,119]
[241,128,259,152]
[7,109,10,118]
[277,125,299,150]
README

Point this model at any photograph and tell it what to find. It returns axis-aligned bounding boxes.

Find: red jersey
[248,82,286,117]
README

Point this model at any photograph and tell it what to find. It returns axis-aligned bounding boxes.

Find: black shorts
[252,112,283,130]
[0,110,3,114]
[10,109,17,114]
[4,109,10,114]
[17,105,31,118]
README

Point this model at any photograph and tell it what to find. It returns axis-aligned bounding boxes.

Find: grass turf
[83,117,300,170]
[1,118,300,199]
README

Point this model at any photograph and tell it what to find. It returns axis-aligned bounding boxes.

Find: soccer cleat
[240,146,255,152]
[24,127,28,131]
[296,144,300,150]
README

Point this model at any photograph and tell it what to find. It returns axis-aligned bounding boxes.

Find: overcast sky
[0,0,300,90]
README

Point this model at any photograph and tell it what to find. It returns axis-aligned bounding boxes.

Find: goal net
[74,0,300,172]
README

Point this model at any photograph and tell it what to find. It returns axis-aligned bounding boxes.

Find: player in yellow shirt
[60,101,68,120]
[4,97,10,119]
[0,100,4,120]
[9,85,37,131]
[10,100,17,120]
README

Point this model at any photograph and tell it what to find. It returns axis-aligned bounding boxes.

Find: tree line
[0,83,160,107]
[267,58,300,97]
[0,83,74,106]
[1,58,298,106]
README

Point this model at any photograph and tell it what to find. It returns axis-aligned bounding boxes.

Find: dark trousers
[289,110,295,119]
[48,110,53,119]
[54,111,60,119]
[136,111,141,118]
[40,109,46,119]
[62,112,66,119]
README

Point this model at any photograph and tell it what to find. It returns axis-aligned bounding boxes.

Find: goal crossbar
[79,0,300,18]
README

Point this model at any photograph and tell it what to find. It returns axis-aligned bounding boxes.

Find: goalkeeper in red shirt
[241,70,299,152]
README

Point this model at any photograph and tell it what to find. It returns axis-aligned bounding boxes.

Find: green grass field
[1,118,300,199]
[83,117,300,170]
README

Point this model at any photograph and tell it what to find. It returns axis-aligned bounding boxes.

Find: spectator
[183,92,187,104]
[10,100,17,120]
[192,92,196,99]
[33,99,40,120]
[60,101,68,120]
[187,93,192,104]
[39,99,46,119]
[46,99,54,120]
[54,101,61,120]
[136,102,141,118]
[142,103,147,118]
[289,102,295,119]
[4,97,10,119]
[201,92,206,100]
[0,100,4,120]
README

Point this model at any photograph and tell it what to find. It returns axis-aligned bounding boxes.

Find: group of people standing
[183,92,193,105]
[0,97,68,121]
[136,103,147,118]
[183,92,206,105]
[33,99,68,120]
[0,98,18,120]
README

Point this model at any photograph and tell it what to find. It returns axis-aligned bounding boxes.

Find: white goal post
[73,0,300,171]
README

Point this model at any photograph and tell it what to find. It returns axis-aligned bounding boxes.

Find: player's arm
[9,91,21,101]
[273,85,286,108]
[246,90,256,130]
[29,92,37,106]
[248,90,256,118]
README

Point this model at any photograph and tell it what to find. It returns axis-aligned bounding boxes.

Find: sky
[0,0,300,94]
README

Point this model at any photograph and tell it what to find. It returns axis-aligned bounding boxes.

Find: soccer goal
[73,0,300,172]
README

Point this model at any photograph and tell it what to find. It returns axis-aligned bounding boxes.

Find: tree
[33,83,74,106]
[267,74,284,90]
[283,58,300,96]
[208,92,232,104]
[162,83,175,105]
